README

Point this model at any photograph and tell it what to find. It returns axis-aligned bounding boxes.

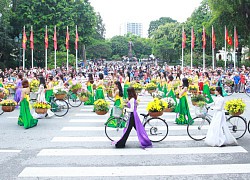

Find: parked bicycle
[187,106,247,141]
[67,90,82,107]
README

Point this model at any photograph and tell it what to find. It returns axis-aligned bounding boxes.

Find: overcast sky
[89,0,203,38]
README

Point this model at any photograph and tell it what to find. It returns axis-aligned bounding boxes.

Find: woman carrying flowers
[18,79,38,129]
[205,87,237,146]
[45,76,54,102]
[95,73,105,100]
[162,72,168,97]
[84,73,94,105]
[115,87,152,148]
[156,73,162,92]
[175,78,193,125]
[166,75,177,105]
[203,72,214,104]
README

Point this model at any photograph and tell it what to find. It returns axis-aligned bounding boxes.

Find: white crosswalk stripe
[18,95,250,178]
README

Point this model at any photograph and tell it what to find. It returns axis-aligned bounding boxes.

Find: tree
[208,0,250,47]
[110,36,129,58]
[48,51,75,69]
[86,41,112,59]
[148,17,177,38]
[11,0,97,67]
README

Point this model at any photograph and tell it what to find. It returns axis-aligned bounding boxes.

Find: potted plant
[225,99,246,116]
[191,94,206,106]
[189,85,199,94]
[132,82,143,93]
[53,87,67,100]
[210,86,216,94]
[162,97,176,112]
[78,89,90,102]
[94,99,110,115]
[0,99,17,112]
[33,101,51,114]
[146,98,167,117]
[70,83,82,93]
[145,82,157,94]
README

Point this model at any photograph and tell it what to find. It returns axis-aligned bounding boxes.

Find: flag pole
[181,26,184,71]
[54,26,57,69]
[212,26,214,70]
[191,27,193,71]
[203,26,205,72]
[31,26,34,69]
[23,26,25,70]
[45,25,48,72]
[224,26,227,72]
[75,25,78,73]
[233,26,236,70]
[67,26,69,71]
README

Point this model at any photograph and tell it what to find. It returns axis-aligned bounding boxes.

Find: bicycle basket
[113,106,123,118]
[195,106,207,117]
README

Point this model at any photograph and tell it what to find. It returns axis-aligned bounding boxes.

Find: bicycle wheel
[143,117,168,142]
[187,117,210,141]
[248,120,250,134]
[105,117,127,141]
[227,116,247,139]
[223,84,233,96]
[51,99,69,117]
[68,93,82,107]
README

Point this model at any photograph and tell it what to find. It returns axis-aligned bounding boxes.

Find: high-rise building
[122,22,143,37]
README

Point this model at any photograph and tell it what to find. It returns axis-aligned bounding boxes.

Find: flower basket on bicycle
[55,94,66,100]
[147,98,167,117]
[70,83,82,94]
[78,89,90,102]
[35,108,48,114]
[33,101,51,114]
[0,99,17,112]
[94,99,109,115]
[225,99,246,116]
[162,97,176,112]
[53,88,67,100]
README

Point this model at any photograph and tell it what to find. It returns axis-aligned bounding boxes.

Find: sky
[89,0,203,38]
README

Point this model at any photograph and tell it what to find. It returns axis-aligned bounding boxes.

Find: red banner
[45,27,48,49]
[22,28,27,50]
[202,27,206,49]
[30,30,34,50]
[53,27,57,50]
[182,30,186,49]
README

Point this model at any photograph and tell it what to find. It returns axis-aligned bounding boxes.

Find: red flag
[45,27,48,49]
[226,28,233,46]
[212,26,216,49]
[182,30,186,49]
[66,27,70,50]
[191,27,195,49]
[75,30,79,50]
[234,28,238,48]
[30,29,34,50]
[53,27,57,50]
[202,27,206,49]
[22,28,27,50]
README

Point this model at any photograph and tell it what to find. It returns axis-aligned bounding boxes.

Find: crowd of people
[0,60,248,148]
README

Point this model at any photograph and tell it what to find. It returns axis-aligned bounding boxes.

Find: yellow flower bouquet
[33,101,51,109]
[147,98,167,117]
[30,79,39,92]
[145,82,157,91]
[94,99,110,115]
[132,82,143,93]
[225,99,246,116]
[70,83,82,93]
[4,84,15,90]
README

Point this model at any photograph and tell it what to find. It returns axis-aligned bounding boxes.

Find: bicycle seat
[225,111,229,115]
[140,113,149,118]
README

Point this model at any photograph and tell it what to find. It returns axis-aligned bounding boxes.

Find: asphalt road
[0,93,250,180]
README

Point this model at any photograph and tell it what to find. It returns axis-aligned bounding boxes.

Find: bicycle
[187,106,247,141]
[67,90,82,107]
[49,95,69,117]
[104,109,169,142]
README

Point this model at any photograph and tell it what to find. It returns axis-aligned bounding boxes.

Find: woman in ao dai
[205,86,237,147]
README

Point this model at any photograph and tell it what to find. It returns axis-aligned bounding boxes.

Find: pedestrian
[205,86,237,147]
[115,87,152,148]
[239,72,246,93]
[233,72,240,93]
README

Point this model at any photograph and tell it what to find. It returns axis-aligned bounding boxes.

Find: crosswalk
[18,95,250,178]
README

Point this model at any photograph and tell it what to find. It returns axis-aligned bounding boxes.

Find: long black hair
[88,73,94,84]
[127,87,137,100]
[216,86,223,97]
[115,81,123,97]
[182,77,189,88]
[39,76,47,89]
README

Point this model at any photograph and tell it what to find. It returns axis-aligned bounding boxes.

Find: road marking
[37,146,247,156]
[18,164,250,177]
[74,113,195,117]
[51,136,202,142]
[0,150,21,153]
[61,126,207,131]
